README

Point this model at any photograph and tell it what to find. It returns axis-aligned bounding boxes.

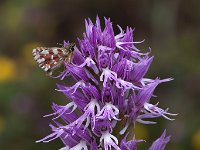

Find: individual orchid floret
[148,130,171,150]
[100,68,117,87]
[101,83,114,103]
[129,56,154,82]
[115,25,125,42]
[78,35,96,58]
[115,78,140,96]
[115,26,144,52]
[74,99,100,130]
[92,119,112,137]
[96,102,120,121]
[136,117,157,125]
[36,124,64,143]
[102,18,116,48]
[135,78,173,109]
[97,45,114,69]
[143,102,177,121]
[78,57,99,74]
[51,103,79,123]
[120,133,144,150]
[57,80,85,94]
[100,130,121,150]
[43,102,77,120]
[134,102,177,125]
[67,64,90,81]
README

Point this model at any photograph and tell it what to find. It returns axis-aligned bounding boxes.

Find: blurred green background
[0,0,200,149]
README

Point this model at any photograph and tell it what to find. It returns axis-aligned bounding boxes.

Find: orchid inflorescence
[36,16,176,150]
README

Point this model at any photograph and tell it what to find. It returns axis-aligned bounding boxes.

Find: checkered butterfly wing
[32,43,75,76]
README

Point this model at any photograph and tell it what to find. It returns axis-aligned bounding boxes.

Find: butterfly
[32,43,75,76]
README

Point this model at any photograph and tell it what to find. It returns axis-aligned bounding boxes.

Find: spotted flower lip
[36,16,176,150]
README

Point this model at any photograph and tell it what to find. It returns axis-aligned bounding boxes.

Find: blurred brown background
[0,0,200,149]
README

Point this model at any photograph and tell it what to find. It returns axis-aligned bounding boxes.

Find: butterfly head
[67,43,76,52]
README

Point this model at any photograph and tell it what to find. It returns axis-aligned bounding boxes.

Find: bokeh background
[0,0,200,149]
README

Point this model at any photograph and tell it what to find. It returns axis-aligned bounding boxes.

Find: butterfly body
[32,43,75,76]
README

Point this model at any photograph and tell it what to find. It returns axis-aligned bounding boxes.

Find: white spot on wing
[32,49,36,53]
[34,55,40,60]
[37,58,45,63]
[53,49,58,55]
[41,50,49,55]
[44,67,48,71]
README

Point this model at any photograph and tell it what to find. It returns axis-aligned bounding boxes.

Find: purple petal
[148,130,170,150]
